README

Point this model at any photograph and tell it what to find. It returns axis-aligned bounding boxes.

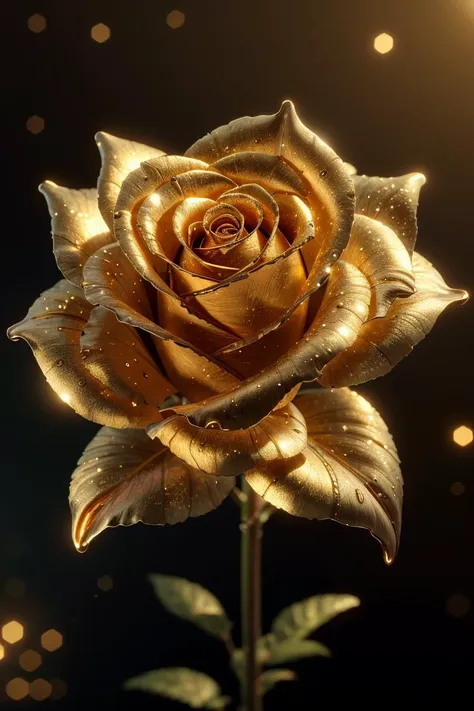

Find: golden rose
[9,102,467,562]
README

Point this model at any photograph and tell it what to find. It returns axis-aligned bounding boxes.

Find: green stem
[240,477,263,711]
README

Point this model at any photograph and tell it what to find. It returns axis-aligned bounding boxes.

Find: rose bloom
[9,102,466,562]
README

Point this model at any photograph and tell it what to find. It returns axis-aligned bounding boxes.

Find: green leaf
[272,594,360,641]
[124,667,223,708]
[265,638,331,665]
[149,574,232,641]
[231,635,276,680]
[260,669,296,694]
[205,696,232,709]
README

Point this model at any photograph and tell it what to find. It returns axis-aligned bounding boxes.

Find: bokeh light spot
[29,679,52,701]
[6,678,29,701]
[4,577,26,598]
[450,481,465,496]
[2,621,24,644]
[26,115,45,135]
[453,425,473,447]
[41,629,63,652]
[374,33,394,54]
[51,679,67,700]
[0,643,5,661]
[91,23,111,43]
[446,594,471,618]
[97,575,114,592]
[28,14,46,33]
[167,10,185,29]
[19,650,42,672]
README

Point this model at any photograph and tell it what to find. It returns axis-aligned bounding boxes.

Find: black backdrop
[2,0,473,708]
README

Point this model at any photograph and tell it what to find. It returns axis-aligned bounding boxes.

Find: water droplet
[56,359,64,367]
[356,489,364,504]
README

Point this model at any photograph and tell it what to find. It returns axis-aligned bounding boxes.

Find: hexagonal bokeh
[6,678,29,701]
[166,10,185,29]
[453,425,473,447]
[41,629,63,652]
[29,679,52,701]
[2,620,24,644]
[91,23,111,43]
[374,32,394,54]
[97,575,114,592]
[26,115,45,135]
[19,649,42,672]
[28,14,47,33]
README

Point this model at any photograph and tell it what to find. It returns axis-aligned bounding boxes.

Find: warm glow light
[28,14,47,33]
[453,425,473,447]
[2,620,24,644]
[0,643,5,661]
[60,392,72,404]
[97,575,114,592]
[446,594,471,618]
[19,650,42,672]
[374,33,394,54]
[26,115,45,135]
[29,679,52,701]
[51,679,67,700]
[450,481,465,496]
[41,629,63,652]
[167,10,185,29]
[91,23,111,43]
[6,678,29,701]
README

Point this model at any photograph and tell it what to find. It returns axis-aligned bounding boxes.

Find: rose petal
[154,339,240,403]
[343,214,415,318]
[137,169,237,272]
[7,281,166,427]
[175,231,308,341]
[82,242,234,366]
[81,306,175,407]
[70,427,235,551]
[319,252,468,387]
[186,100,355,286]
[275,193,318,271]
[246,388,402,563]
[147,402,307,477]
[113,156,210,292]
[161,261,370,430]
[38,182,112,287]
[95,132,165,229]
[354,173,426,254]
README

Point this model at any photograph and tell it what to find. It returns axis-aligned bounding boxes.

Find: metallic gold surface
[9,101,466,554]
[39,182,112,287]
[70,427,235,551]
[148,403,307,477]
[318,252,468,387]
[245,388,402,563]
[8,281,168,428]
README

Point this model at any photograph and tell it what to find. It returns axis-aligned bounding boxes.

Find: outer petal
[186,100,355,290]
[246,388,402,563]
[39,182,112,287]
[343,214,415,318]
[7,281,170,428]
[162,261,371,430]
[80,306,175,407]
[319,252,468,387]
[95,132,165,230]
[354,173,426,254]
[70,427,234,551]
[147,403,307,477]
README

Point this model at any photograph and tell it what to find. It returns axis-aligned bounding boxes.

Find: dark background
[2,0,473,708]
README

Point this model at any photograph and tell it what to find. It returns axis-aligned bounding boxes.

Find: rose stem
[240,476,263,711]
